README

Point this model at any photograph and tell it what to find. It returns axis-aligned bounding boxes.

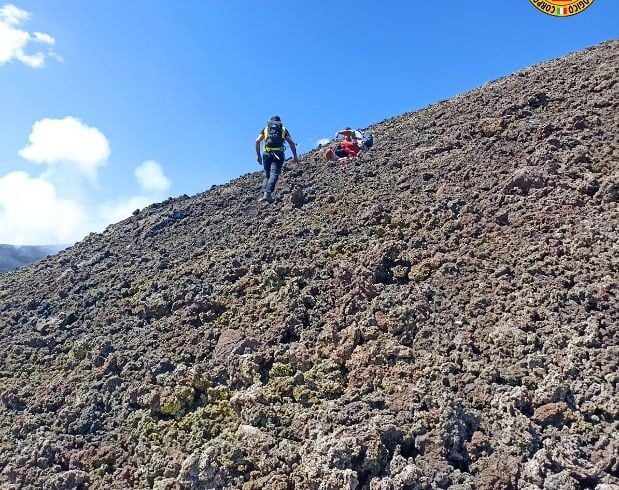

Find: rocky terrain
[0,40,617,490]
[0,245,65,273]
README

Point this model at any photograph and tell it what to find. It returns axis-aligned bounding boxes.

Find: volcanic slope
[1,41,618,490]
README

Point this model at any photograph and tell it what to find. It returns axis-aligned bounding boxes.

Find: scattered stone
[532,402,570,427]
[290,187,306,208]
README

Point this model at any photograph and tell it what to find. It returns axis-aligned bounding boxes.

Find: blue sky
[0,1,616,244]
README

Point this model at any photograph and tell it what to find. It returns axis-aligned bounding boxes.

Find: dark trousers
[261,151,284,194]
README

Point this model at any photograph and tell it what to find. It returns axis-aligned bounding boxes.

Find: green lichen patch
[138,387,237,453]
[266,359,347,406]
[269,362,296,378]
[408,259,441,282]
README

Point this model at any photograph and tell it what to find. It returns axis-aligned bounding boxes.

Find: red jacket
[340,138,360,157]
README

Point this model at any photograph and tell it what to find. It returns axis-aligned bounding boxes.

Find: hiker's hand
[293,157,299,165]
[256,155,262,165]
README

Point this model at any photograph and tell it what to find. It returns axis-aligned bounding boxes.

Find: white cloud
[134,160,170,193]
[0,4,58,68]
[0,169,166,245]
[0,171,87,245]
[0,118,172,245]
[316,138,331,147]
[19,117,111,179]
[32,31,54,45]
[0,4,28,26]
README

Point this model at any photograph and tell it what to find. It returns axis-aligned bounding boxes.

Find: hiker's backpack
[360,130,374,151]
[266,120,285,148]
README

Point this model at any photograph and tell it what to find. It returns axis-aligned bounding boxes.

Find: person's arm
[335,129,354,139]
[285,134,299,164]
[255,133,265,164]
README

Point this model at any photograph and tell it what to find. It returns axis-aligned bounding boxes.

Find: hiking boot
[259,192,274,203]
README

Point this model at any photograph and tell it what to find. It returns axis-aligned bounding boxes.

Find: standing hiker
[255,116,298,203]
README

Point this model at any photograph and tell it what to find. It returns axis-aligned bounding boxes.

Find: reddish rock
[532,402,570,427]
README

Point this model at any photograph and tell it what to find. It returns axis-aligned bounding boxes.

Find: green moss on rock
[138,387,237,452]
[408,259,440,282]
[269,363,295,378]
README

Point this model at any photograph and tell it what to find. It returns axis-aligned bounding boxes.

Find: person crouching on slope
[255,116,298,203]
[325,127,360,162]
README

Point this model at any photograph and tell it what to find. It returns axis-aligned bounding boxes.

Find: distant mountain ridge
[0,245,66,273]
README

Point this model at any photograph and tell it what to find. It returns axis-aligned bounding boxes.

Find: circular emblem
[529,0,596,16]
